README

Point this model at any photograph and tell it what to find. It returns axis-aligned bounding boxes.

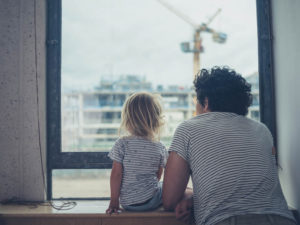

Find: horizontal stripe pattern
[169,112,294,225]
[109,136,167,206]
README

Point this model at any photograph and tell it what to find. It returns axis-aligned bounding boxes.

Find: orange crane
[157,0,227,78]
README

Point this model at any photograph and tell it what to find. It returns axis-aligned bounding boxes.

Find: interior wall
[0,0,299,207]
[0,0,46,201]
[272,0,300,214]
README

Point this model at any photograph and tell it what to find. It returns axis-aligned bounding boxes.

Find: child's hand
[157,167,163,181]
[106,199,122,215]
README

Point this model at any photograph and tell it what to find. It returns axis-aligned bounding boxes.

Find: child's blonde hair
[120,92,164,140]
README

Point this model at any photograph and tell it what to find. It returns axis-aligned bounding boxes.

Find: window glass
[52,169,111,198]
[52,169,192,198]
[61,0,259,153]
[58,0,259,198]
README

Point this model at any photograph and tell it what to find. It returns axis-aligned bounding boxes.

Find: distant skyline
[61,0,258,91]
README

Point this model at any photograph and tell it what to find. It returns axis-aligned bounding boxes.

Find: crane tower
[157,0,227,78]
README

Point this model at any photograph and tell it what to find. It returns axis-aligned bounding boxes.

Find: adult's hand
[175,196,194,224]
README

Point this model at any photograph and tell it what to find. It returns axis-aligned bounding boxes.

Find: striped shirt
[169,112,294,225]
[108,136,167,206]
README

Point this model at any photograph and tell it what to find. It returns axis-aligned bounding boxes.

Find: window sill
[0,200,189,225]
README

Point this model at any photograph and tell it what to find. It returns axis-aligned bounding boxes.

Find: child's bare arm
[157,167,163,181]
[106,161,123,214]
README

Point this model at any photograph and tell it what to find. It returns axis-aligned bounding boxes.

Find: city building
[62,73,259,152]
[62,75,194,152]
[246,72,260,121]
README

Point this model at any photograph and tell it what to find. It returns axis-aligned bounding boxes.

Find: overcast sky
[61,0,258,91]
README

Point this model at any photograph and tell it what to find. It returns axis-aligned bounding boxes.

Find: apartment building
[62,74,259,152]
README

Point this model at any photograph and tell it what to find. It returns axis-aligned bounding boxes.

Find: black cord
[33,0,46,198]
[0,197,77,211]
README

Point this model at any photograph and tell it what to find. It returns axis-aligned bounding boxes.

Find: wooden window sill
[0,200,189,225]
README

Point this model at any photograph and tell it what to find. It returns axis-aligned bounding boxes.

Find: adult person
[162,67,296,225]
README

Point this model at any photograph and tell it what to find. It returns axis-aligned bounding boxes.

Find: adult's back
[171,112,293,225]
[162,67,296,225]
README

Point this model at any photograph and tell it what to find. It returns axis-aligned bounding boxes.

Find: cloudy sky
[61,0,258,91]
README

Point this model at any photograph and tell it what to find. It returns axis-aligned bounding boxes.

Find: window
[47,0,275,199]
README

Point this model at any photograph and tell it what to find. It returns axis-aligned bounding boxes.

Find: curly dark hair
[193,66,253,116]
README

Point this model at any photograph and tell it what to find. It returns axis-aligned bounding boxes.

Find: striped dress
[109,136,167,206]
[169,112,294,225]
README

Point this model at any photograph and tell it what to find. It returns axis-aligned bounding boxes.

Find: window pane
[52,169,111,198]
[52,169,192,198]
[61,0,259,154]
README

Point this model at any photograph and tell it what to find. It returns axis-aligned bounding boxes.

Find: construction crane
[157,0,227,78]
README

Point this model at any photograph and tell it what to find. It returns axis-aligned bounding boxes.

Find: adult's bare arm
[162,152,190,211]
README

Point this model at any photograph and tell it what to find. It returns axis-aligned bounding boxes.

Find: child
[106,92,168,214]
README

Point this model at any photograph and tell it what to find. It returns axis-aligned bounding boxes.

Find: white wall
[0,0,46,201]
[272,0,300,214]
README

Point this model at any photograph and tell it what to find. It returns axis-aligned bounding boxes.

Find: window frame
[46,0,276,200]
[256,0,277,147]
[46,0,112,200]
